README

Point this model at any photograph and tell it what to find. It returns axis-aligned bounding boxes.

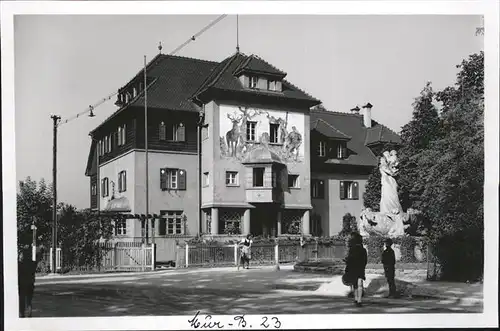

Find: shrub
[338,213,356,237]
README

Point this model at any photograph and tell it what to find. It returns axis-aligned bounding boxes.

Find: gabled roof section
[90,54,218,135]
[310,109,401,167]
[364,125,401,146]
[233,54,287,78]
[85,139,97,176]
[192,52,320,106]
[312,118,351,140]
[129,54,218,111]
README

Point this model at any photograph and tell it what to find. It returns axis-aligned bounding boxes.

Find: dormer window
[318,141,326,157]
[268,80,279,91]
[336,142,347,159]
[250,76,258,89]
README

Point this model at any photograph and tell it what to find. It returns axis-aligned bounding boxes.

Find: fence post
[274,243,280,271]
[234,243,238,266]
[50,247,53,272]
[315,239,318,261]
[141,244,145,272]
[151,243,156,271]
[185,243,189,268]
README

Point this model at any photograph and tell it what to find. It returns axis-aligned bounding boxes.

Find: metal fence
[38,242,155,273]
[175,242,342,268]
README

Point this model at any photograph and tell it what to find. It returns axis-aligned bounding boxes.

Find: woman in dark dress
[344,232,368,306]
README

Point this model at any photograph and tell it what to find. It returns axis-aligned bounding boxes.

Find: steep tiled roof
[233,54,287,78]
[364,125,401,146]
[130,55,219,111]
[85,139,97,176]
[310,109,401,167]
[312,118,351,140]
[193,52,320,104]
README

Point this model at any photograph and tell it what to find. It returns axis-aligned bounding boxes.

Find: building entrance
[250,204,279,237]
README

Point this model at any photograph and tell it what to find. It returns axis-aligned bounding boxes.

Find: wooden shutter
[123,171,127,191]
[160,168,168,190]
[159,123,166,141]
[319,180,325,199]
[339,181,345,200]
[122,124,126,144]
[178,169,186,190]
[177,124,186,142]
[353,182,359,199]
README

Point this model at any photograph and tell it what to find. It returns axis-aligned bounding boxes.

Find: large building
[85,51,400,261]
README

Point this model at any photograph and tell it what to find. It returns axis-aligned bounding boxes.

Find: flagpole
[144,55,150,245]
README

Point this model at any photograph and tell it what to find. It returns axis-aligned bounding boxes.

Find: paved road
[31,267,482,317]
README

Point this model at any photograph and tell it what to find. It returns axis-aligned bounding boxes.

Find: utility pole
[51,114,60,274]
[144,55,150,245]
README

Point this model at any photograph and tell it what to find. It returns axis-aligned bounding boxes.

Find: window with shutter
[102,177,109,197]
[118,171,127,192]
[311,179,325,199]
[160,168,185,190]
[340,181,359,200]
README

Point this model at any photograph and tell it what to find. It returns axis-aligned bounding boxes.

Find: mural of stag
[226,113,242,157]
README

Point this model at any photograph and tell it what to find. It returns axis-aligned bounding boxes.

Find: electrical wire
[58,14,228,127]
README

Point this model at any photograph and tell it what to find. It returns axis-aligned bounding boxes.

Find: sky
[14,15,483,209]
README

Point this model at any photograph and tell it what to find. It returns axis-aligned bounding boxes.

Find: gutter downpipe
[197,103,205,235]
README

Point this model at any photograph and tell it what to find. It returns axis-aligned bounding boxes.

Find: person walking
[382,238,397,298]
[344,232,367,307]
[238,234,253,270]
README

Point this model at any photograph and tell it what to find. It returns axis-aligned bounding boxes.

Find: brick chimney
[362,102,373,128]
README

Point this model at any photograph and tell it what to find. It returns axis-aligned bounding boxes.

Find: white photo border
[2,1,498,330]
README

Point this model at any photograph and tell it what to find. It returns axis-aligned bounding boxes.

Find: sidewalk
[313,273,483,304]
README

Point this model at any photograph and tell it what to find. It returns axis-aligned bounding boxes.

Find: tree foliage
[17,177,54,250]
[398,82,442,212]
[17,177,115,271]
[58,204,114,269]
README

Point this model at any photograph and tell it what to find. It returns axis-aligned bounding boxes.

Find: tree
[397,82,441,212]
[17,177,54,251]
[418,52,484,281]
[58,204,114,270]
[363,160,382,211]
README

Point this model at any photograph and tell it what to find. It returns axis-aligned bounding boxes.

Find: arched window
[159,121,166,140]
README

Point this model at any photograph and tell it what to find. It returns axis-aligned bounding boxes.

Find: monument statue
[358,150,410,238]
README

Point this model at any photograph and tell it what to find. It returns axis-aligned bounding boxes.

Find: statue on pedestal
[358,150,411,238]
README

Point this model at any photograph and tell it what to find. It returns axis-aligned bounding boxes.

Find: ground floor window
[220,209,242,235]
[115,219,127,236]
[158,211,184,235]
[282,210,302,235]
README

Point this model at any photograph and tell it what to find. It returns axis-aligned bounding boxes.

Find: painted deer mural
[226,113,242,157]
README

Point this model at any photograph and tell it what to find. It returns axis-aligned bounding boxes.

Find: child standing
[382,238,397,298]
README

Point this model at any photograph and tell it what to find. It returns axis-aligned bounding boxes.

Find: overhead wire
[58,14,228,128]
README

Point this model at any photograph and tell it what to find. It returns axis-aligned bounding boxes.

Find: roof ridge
[160,53,219,64]
[311,109,363,117]
[192,53,242,99]
[250,53,287,75]
[317,118,352,139]
[282,78,320,103]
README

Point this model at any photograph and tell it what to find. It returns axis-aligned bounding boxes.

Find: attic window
[336,142,347,159]
[268,80,277,91]
[249,76,258,89]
